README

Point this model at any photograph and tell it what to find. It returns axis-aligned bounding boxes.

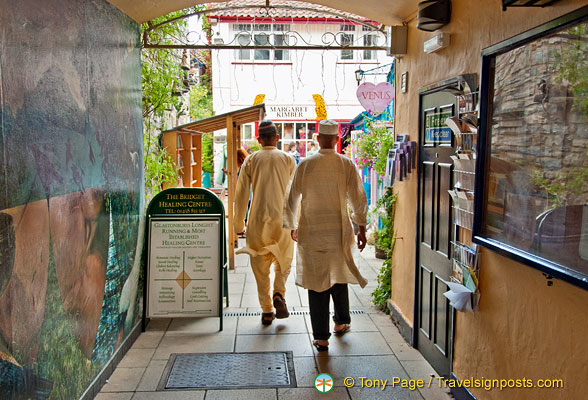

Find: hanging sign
[144,188,226,329]
[356,82,395,115]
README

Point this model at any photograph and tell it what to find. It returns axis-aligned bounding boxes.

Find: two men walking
[234,119,368,350]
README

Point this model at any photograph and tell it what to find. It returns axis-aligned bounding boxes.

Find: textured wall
[0,0,143,398]
[391,0,588,398]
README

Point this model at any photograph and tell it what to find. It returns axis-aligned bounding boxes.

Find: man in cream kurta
[283,119,368,350]
[234,120,296,325]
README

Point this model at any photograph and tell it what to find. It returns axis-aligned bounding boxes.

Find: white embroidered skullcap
[318,119,339,135]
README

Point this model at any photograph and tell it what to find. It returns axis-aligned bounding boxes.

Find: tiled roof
[207,0,375,23]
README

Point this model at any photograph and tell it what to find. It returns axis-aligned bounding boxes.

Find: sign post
[143,188,226,331]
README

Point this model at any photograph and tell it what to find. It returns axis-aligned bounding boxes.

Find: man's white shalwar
[283,149,368,293]
[234,146,296,312]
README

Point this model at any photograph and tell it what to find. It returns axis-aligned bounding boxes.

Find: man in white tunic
[234,120,296,325]
[283,119,368,350]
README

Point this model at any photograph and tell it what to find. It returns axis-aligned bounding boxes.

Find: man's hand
[290,229,298,242]
[357,225,367,252]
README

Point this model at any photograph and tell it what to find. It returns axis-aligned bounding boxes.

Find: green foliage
[141,11,191,123]
[201,133,214,173]
[552,22,588,120]
[371,187,397,312]
[345,124,395,175]
[189,84,214,121]
[144,133,178,203]
[372,258,393,313]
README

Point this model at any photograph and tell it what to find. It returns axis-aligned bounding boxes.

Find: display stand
[142,188,227,331]
[446,90,481,311]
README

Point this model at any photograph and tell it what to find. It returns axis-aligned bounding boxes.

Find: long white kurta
[234,146,296,274]
[283,148,368,292]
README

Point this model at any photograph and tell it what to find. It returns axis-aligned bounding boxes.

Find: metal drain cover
[159,352,296,390]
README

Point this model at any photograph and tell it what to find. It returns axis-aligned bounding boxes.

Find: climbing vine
[371,187,397,312]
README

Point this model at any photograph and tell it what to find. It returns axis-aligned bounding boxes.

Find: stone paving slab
[98,245,452,400]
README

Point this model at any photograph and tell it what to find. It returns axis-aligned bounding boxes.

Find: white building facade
[209,6,393,158]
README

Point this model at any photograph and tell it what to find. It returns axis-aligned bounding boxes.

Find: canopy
[162,103,266,270]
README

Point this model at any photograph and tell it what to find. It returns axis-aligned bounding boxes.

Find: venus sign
[356,82,394,115]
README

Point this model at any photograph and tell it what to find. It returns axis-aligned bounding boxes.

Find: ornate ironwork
[142,2,388,51]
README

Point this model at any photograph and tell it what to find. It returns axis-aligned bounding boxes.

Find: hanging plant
[345,123,395,176]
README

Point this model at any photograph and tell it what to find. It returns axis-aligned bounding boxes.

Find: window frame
[232,23,291,62]
[473,5,588,291]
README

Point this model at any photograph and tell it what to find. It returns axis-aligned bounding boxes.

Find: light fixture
[213,32,224,45]
[417,0,451,32]
[355,68,363,86]
[424,32,449,53]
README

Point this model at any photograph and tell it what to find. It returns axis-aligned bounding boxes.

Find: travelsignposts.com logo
[314,373,334,393]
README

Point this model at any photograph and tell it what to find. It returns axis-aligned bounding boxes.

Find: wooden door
[415,87,457,377]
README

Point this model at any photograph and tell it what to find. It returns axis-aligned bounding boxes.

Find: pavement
[96,242,453,400]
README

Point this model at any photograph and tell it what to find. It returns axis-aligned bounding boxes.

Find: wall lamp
[355,68,363,85]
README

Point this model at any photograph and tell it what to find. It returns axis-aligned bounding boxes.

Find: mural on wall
[0,0,144,398]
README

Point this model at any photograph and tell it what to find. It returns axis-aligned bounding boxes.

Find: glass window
[274,34,289,61]
[233,23,290,62]
[363,34,376,60]
[254,33,270,60]
[253,24,271,31]
[283,123,294,140]
[233,23,252,31]
[235,33,251,60]
[241,124,252,141]
[475,10,588,287]
[341,33,354,60]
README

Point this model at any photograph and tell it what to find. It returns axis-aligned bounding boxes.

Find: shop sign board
[266,105,314,120]
[143,188,226,329]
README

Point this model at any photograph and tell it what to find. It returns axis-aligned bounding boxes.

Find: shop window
[474,6,588,289]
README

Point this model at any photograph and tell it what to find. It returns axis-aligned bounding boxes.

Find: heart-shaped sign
[356,82,395,115]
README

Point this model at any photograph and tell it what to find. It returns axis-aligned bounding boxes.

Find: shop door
[415,86,457,377]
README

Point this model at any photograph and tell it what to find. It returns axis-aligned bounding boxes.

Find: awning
[161,103,265,135]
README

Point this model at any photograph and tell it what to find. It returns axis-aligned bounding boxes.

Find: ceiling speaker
[417,0,451,32]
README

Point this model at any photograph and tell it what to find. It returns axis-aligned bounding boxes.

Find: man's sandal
[333,324,351,335]
[313,340,329,352]
[261,312,275,326]
[273,293,290,319]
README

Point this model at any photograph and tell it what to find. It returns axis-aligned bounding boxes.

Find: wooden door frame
[412,74,477,376]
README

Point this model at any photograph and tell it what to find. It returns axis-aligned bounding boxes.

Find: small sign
[144,188,226,328]
[401,72,408,93]
[266,105,314,120]
[356,82,394,115]
[148,218,219,317]
[424,109,453,144]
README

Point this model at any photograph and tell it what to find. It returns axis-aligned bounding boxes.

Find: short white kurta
[234,146,296,273]
[283,149,368,292]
